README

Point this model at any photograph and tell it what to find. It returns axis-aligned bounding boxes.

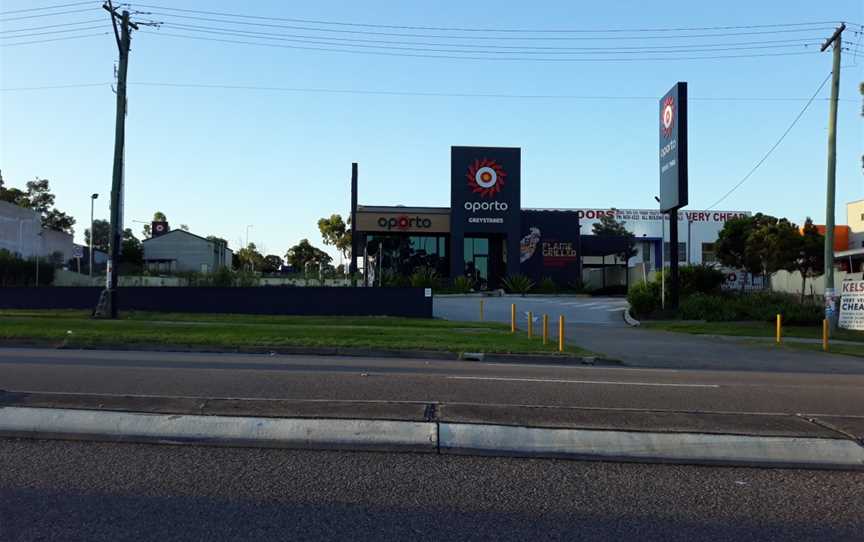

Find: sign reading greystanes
[659,82,688,213]
[451,146,521,234]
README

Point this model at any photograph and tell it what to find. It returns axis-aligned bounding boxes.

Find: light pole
[90,193,98,277]
[655,196,665,309]
[245,225,253,271]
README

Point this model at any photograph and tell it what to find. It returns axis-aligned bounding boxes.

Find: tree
[153,211,167,222]
[0,176,75,234]
[262,254,283,274]
[744,215,799,287]
[120,228,143,265]
[85,219,111,252]
[179,224,190,232]
[794,218,825,302]
[716,216,755,272]
[285,239,332,270]
[142,224,151,239]
[592,210,637,262]
[235,242,265,271]
[317,214,352,264]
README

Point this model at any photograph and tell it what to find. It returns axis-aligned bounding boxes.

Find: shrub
[501,274,534,295]
[452,275,473,294]
[664,264,726,297]
[679,293,737,321]
[409,267,441,289]
[538,277,558,294]
[627,281,661,317]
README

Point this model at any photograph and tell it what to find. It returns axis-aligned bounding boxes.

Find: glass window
[664,242,687,263]
[701,242,716,264]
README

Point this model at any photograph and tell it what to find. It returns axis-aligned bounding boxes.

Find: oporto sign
[377,215,433,230]
[451,146,521,233]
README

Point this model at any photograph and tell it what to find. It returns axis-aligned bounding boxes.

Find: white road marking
[446,376,719,388]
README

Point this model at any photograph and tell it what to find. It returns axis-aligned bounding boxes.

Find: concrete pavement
[435,295,864,373]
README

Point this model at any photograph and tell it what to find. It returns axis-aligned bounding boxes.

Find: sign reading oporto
[451,146,521,234]
[839,280,864,331]
[659,82,688,213]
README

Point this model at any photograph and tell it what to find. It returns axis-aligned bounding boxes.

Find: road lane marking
[446,376,719,388]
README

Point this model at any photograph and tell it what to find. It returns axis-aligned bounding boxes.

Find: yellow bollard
[823,319,829,352]
[479,299,484,321]
[542,314,549,345]
[776,314,782,344]
[527,311,533,339]
[511,303,516,333]
[558,315,565,353]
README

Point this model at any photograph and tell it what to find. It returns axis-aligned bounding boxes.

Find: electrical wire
[704,72,832,211]
[0,24,106,39]
[139,12,835,41]
[130,4,840,35]
[0,7,98,22]
[0,18,103,33]
[142,30,822,62]
[0,1,96,15]
[0,32,108,47]
[158,22,824,53]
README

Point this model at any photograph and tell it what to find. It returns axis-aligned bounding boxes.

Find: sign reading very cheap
[839,280,864,331]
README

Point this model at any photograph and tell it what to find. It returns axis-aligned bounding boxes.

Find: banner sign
[574,208,749,224]
[659,82,688,213]
[839,280,864,331]
[451,146,521,234]
[519,210,580,285]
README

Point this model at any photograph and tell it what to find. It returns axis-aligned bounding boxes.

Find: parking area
[434,295,628,327]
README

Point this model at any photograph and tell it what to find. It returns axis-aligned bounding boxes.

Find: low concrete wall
[0,286,432,317]
[771,270,863,297]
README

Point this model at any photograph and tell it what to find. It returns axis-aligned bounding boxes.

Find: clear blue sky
[1,0,862,262]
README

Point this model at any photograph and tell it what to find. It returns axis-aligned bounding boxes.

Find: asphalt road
[1,348,863,417]
[434,296,864,373]
[2,438,862,542]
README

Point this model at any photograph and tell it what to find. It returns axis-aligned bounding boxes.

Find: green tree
[794,218,825,302]
[262,254,283,273]
[85,219,111,252]
[745,216,800,287]
[716,216,755,273]
[153,211,167,222]
[235,242,265,271]
[120,228,143,266]
[0,177,75,233]
[317,214,352,264]
[285,239,332,270]
[592,209,637,261]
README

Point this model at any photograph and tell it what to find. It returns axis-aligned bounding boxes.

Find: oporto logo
[377,215,433,230]
[466,158,505,199]
[661,95,675,138]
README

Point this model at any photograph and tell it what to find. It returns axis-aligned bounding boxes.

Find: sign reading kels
[839,280,864,331]
[451,146,520,234]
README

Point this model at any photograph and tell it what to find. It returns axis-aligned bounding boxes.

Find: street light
[654,196,665,309]
[90,193,98,277]
[245,224,253,248]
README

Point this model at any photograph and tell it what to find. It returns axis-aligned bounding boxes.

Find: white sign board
[838,280,864,331]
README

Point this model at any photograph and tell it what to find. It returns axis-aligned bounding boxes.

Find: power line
[0,32,108,47]
[0,1,96,15]
[143,30,822,61]
[0,18,103,33]
[140,12,835,41]
[131,5,839,34]
[0,24,105,39]
[0,82,110,90]
[0,7,98,22]
[159,22,824,53]
[704,72,832,211]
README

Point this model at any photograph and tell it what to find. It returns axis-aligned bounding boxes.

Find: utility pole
[94,2,156,318]
[820,23,845,329]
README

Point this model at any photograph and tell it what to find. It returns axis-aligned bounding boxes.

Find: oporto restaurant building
[351,146,750,289]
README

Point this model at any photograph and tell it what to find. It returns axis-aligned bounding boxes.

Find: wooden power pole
[820,23,845,328]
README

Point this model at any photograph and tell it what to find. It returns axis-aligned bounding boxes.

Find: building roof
[835,247,864,258]
[0,200,40,220]
[357,205,450,214]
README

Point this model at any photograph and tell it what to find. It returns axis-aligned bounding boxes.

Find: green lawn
[0,310,591,356]
[641,320,864,343]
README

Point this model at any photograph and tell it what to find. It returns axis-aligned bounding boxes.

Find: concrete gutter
[1,403,861,470]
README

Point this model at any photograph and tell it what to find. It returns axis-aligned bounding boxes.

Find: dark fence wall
[0,287,432,317]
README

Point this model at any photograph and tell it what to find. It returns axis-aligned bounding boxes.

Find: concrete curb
[438,422,864,469]
[1,406,861,470]
[623,309,641,327]
[0,406,437,452]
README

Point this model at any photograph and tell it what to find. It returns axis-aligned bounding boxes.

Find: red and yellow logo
[661,96,675,138]
[466,158,506,198]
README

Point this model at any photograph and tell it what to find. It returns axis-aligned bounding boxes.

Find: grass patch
[778,342,864,358]
[0,310,591,356]
[642,320,864,343]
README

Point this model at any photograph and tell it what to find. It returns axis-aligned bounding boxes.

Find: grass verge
[0,310,592,356]
[641,320,864,343]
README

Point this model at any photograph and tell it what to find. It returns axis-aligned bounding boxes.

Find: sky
[1,0,862,262]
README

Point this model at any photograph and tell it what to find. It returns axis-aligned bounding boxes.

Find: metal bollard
[511,303,516,333]
[542,314,549,345]
[479,299,484,321]
[558,315,565,352]
[527,311,533,339]
[823,319,829,352]
[776,314,782,344]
